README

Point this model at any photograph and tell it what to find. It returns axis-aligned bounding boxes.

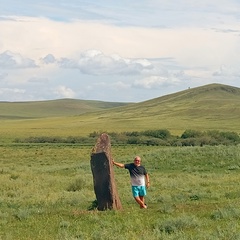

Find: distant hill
[0,83,239,139]
[81,83,240,134]
[122,83,240,118]
[0,99,131,119]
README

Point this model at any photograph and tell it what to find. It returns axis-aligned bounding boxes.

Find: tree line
[14,129,240,146]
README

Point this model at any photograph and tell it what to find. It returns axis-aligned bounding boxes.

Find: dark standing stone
[90,133,122,210]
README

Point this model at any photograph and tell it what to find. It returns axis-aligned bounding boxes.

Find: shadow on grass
[87,199,98,211]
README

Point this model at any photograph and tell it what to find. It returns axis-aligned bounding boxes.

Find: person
[112,156,150,209]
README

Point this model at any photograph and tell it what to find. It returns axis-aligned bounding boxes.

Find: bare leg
[139,196,145,205]
[134,196,147,208]
[139,196,147,208]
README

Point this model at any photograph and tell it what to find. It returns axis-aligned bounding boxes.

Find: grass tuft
[66,177,87,192]
[14,209,31,221]
[155,214,200,234]
[211,206,240,220]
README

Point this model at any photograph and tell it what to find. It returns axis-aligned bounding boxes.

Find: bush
[127,136,140,144]
[142,129,171,139]
[181,138,200,146]
[220,131,240,142]
[14,129,240,146]
[181,129,202,139]
[125,131,140,137]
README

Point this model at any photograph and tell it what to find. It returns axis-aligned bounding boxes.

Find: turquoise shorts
[131,186,147,197]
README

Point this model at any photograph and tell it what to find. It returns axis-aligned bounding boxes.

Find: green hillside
[74,83,240,134]
[0,83,239,142]
[0,99,131,119]
[118,83,240,120]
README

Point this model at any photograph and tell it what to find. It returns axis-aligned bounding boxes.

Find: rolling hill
[118,83,240,119]
[0,83,239,141]
[83,83,240,134]
[0,98,131,119]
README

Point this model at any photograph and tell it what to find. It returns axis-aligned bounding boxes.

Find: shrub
[14,129,240,146]
[127,136,140,144]
[220,131,240,143]
[181,138,200,146]
[125,131,140,137]
[142,129,171,139]
[181,129,202,139]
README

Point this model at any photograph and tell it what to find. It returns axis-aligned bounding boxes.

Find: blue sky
[0,0,240,102]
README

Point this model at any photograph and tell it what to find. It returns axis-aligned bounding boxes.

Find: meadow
[1,84,240,239]
[1,143,240,239]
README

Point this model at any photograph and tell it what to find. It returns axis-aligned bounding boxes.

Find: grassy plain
[1,144,240,239]
[0,83,240,239]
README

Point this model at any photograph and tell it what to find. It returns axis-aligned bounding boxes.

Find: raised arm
[112,160,125,168]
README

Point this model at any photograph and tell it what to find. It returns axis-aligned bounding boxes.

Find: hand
[146,182,150,188]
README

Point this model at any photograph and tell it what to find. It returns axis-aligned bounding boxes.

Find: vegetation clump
[155,215,200,234]
[15,129,240,146]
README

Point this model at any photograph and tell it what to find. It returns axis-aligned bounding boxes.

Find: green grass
[0,144,240,239]
[0,83,240,238]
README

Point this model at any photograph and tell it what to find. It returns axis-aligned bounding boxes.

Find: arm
[145,173,150,188]
[112,160,125,168]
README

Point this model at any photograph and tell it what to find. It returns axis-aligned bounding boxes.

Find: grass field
[0,83,240,239]
[1,143,240,239]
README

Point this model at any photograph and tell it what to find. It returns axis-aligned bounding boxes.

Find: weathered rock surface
[90,133,122,210]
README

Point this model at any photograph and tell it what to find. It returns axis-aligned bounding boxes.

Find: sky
[0,0,240,102]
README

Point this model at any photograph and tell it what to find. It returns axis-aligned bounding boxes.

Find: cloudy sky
[0,0,240,102]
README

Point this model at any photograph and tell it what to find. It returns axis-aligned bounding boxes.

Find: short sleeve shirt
[124,163,147,186]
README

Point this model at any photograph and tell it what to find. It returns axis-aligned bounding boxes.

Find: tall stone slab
[90,133,122,210]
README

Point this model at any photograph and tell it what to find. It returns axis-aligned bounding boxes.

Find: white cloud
[1,16,239,63]
[28,77,49,83]
[0,1,240,102]
[213,65,240,77]
[0,88,25,94]
[40,54,56,64]
[133,75,181,89]
[58,50,155,75]
[112,81,131,89]
[0,87,26,101]
[0,51,37,68]
[54,85,76,98]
